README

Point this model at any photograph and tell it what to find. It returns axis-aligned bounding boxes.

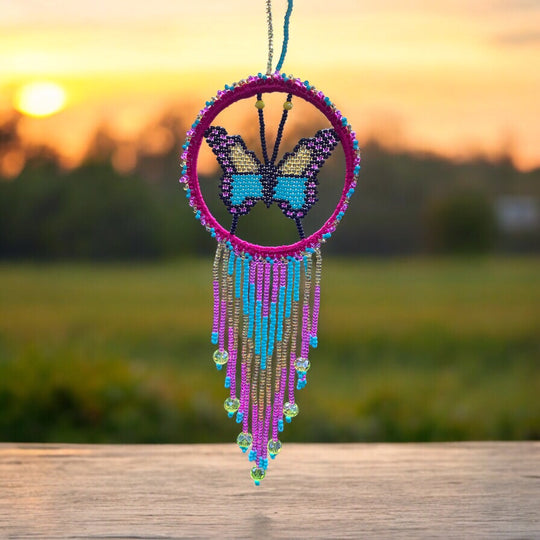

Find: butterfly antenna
[230,214,240,236]
[256,93,270,165]
[271,93,293,164]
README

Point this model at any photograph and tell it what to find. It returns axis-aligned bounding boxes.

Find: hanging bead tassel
[211,243,323,484]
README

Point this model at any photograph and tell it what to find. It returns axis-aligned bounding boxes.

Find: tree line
[1,111,539,260]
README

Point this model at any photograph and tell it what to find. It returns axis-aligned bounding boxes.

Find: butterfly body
[260,163,279,207]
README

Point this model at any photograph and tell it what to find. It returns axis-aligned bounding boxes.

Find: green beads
[283,401,299,419]
[213,349,229,366]
[236,431,253,452]
[250,467,266,484]
[283,100,293,110]
[255,99,265,109]
[294,357,311,373]
[224,396,240,414]
[267,439,282,457]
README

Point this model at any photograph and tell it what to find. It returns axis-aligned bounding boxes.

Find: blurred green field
[0,257,538,443]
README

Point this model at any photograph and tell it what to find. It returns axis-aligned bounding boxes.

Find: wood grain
[0,442,538,539]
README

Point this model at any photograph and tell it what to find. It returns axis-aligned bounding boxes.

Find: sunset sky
[1,0,540,171]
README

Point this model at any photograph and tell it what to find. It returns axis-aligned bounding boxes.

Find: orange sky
[1,0,540,170]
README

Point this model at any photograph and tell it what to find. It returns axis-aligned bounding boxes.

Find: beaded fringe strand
[211,243,321,485]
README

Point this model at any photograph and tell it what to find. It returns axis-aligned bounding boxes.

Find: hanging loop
[266,0,294,74]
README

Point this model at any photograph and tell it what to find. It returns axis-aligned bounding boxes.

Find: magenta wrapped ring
[180,73,361,259]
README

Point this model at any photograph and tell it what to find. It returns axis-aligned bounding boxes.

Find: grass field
[0,257,538,443]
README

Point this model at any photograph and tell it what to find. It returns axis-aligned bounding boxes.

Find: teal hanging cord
[275,0,293,72]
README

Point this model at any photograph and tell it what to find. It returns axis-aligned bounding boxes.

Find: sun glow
[15,81,67,118]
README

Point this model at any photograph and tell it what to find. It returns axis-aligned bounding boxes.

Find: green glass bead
[294,357,311,373]
[255,99,265,109]
[283,100,293,110]
[213,349,229,366]
[236,431,253,451]
[250,467,266,483]
[267,439,282,456]
[224,396,240,414]
[283,401,299,418]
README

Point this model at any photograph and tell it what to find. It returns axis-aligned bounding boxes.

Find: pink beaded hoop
[180,73,361,258]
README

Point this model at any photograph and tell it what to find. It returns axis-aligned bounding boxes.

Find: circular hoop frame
[180,73,361,258]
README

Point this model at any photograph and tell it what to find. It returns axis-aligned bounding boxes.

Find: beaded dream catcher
[179,1,360,485]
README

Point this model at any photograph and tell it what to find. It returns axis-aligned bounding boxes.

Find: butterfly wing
[204,126,264,215]
[273,128,339,219]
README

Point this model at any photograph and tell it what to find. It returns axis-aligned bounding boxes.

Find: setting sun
[14,81,67,118]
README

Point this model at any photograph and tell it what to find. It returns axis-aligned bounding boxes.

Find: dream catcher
[179,0,360,485]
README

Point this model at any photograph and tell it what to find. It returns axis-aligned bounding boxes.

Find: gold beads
[283,100,293,111]
[255,100,265,109]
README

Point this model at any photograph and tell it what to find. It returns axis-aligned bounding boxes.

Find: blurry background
[0,0,538,443]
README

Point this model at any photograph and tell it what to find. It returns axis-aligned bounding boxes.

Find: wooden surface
[0,442,538,539]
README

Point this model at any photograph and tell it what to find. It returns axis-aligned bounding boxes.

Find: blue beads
[249,449,257,462]
[211,332,218,345]
[276,285,285,342]
[230,174,263,206]
[224,376,231,388]
[275,0,293,72]
[236,412,244,423]
[285,259,293,318]
[278,419,284,432]
[310,335,318,348]
[228,251,235,276]
[248,280,255,339]
[261,313,269,367]
[274,176,307,210]
[185,188,191,199]
[323,232,332,239]
[293,258,300,303]
[242,258,250,315]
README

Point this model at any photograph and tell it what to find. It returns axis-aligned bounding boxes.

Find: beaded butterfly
[205,109,339,239]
